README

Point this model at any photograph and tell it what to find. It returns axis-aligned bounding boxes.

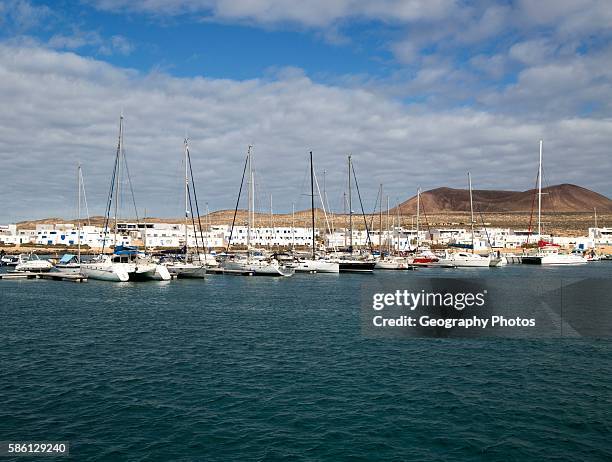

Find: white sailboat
[221,145,295,277]
[521,140,587,265]
[292,151,339,273]
[439,173,491,267]
[163,139,206,278]
[376,193,412,270]
[80,114,171,281]
[57,163,88,274]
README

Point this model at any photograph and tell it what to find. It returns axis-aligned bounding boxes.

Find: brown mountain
[393,184,612,214]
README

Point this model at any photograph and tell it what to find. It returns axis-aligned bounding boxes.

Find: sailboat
[407,188,446,267]
[162,139,206,278]
[438,173,491,267]
[56,163,88,273]
[375,193,411,269]
[292,151,339,273]
[521,140,587,265]
[221,145,295,276]
[328,155,376,272]
[80,114,171,281]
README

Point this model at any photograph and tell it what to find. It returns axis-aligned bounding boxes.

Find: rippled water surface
[1,264,612,461]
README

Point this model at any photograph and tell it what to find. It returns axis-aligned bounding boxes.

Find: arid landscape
[15,184,609,236]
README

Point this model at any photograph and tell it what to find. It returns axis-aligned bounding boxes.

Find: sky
[1,0,611,221]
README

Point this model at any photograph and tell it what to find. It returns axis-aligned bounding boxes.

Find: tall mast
[292,202,295,251]
[77,163,81,262]
[343,192,347,248]
[386,195,390,254]
[348,155,353,252]
[595,207,598,228]
[269,194,274,250]
[379,184,383,251]
[113,114,123,248]
[538,139,543,237]
[184,139,190,253]
[468,172,474,253]
[246,145,252,253]
[310,151,316,259]
[416,187,420,250]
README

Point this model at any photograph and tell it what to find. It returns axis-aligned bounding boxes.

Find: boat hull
[338,261,376,273]
[293,260,340,273]
[167,263,207,278]
[80,263,130,282]
[522,255,587,265]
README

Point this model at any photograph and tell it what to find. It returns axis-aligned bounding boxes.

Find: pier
[0,271,87,282]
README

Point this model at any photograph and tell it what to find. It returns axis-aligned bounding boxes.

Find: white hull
[80,262,131,281]
[293,259,340,273]
[438,253,491,267]
[55,263,82,273]
[221,259,295,277]
[15,261,54,272]
[523,254,587,265]
[166,263,206,278]
[375,258,411,270]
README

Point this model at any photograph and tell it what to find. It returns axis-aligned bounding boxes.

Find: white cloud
[0,43,611,222]
[90,0,458,26]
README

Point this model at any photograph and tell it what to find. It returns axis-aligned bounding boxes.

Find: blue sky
[0,0,611,221]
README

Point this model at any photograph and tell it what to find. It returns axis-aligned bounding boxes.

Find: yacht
[221,145,294,277]
[521,141,586,266]
[375,255,412,270]
[81,246,171,281]
[162,139,206,278]
[14,253,53,272]
[291,151,339,274]
[522,241,587,265]
[438,250,491,267]
[222,253,295,276]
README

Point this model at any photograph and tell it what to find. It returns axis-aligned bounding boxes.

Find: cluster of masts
[42,117,593,282]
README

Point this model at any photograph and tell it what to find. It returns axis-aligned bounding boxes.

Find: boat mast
[291,202,295,251]
[269,194,273,250]
[113,114,123,248]
[538,139,543,238]
[310,151,316,259]
[416,188,420,250]
[247,145,252,255]
[595,207,598,228]
[379,184,383,251]
[348,155,353,252]
[184,139,190,254]
[386,195,390,255]
[77,163,81,263]
[468,172,474,253]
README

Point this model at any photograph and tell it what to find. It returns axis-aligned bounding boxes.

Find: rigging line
[526,170,539,244]
[187,148,207,256]
[350,162,373,252]
[227,153,249,252]
[101,147,120,254]
[186,182,202,258]
[367,185,380,234]
[80,168,91,226]
[121,148,140,225]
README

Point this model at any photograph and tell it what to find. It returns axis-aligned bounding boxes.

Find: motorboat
[14,253,53,272]
[55,253,81,273]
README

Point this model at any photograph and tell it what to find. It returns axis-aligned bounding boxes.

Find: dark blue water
[1,265,612,461]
